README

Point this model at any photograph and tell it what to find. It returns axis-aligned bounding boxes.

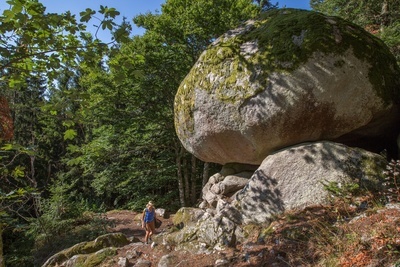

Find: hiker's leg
[144,224,150,243]
[148,221,155,239]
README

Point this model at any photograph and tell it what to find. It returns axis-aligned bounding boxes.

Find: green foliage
[0,0,131,90]
[0,2,130,265]
[310,0,400,65]
[380,21,400,64]
[134,0,260,58]
[24,181,112,266]
[63,129,78,141]
[2,224,34,267]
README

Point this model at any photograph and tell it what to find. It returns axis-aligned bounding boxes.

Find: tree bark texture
[0,225,4,267]
[183,156,190,204]
[202,162,210,196]
[190,155,197,205]
[175,143,186,207]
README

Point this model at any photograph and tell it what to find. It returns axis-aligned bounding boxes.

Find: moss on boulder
[42,233,128,267]
[173,207,205,227]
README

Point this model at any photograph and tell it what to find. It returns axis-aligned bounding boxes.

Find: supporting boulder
[234,141,386,223]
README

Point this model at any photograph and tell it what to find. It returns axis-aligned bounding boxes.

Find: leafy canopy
[0,0,131,90]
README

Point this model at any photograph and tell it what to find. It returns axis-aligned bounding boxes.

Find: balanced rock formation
[174,9,400,165]
[160,142,386,251]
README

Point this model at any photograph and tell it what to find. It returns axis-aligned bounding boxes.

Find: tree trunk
[29,155,37,188]
[175,143,186,207]
[0,224,4,267]
[0,96,14,141]
[202,162,210,188]
[200,162,210,200]
[190,155,197,205]
[183,156,190,204]
[381,0,388,31]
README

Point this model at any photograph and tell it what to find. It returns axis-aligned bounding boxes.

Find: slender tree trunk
[29,155,37,188]
[202,162,210,188]
[183,156,190,204]
[190,155,197,205]
[381,0,388,31]
[0,224,4,267]
[0,96,14,141]
[175,143,186,207]
[200,162,210,199]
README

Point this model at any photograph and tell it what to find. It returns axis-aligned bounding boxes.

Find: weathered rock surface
[200,163,257,208]
[174,8,400,165]
[157,254,178,267]
[172,207,205,228]
[161,208,242,254]
[232,141,386,223]
[155,208,167,218]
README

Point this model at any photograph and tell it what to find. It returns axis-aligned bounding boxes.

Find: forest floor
[100,209,290,266]
[101,210,225,267]
[99,201,400,267]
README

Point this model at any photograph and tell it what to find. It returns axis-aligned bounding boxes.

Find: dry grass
[251,193,400,267]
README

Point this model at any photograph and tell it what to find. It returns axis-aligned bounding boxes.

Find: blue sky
[0,0,311,41]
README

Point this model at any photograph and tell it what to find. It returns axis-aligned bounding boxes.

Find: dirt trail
[103,210,227,267]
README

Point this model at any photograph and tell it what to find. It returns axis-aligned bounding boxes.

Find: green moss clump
[173,207,195,226]
[93,233,129,248]
[44,233,129,267]
[71,255,87,267]
[68,242,97,257]
[358,153,387,191]
[83,247,117,267]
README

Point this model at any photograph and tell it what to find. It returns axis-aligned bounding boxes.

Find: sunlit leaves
[2,187,30,200]
[310,0,400,65]
[63,129,77,141]
[1,143,14,151]
[1,0,131,90]
[11,166,25,178]
[1,143,35,155]
[99,6,120,18]
[2,9,15,22]
[79,8,96,22]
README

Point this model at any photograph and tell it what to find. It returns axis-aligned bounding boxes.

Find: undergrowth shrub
[25,182,113,266]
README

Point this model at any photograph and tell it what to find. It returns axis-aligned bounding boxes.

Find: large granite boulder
[174,8,400,165]
[233,141,386,223]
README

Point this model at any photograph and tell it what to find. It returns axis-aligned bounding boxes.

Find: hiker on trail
[141,201,156,244]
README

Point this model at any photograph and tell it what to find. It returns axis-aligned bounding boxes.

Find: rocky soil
[100,209,292,267]
[98,201,400,267]
[100,210,225,267]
